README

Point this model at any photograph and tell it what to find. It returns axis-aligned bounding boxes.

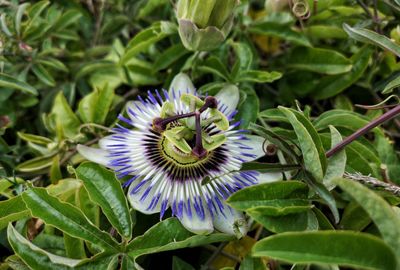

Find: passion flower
[77,73,274,236]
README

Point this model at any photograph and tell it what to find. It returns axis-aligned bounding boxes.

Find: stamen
[153,112,196,132]
[153,96,218,132]
[192,111,207,159]
[199,96,218,113]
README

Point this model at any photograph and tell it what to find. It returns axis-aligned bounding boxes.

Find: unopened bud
[176,0,238,51]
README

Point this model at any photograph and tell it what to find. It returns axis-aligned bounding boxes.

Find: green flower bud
[176,0,239,51]
[391,26,400,45]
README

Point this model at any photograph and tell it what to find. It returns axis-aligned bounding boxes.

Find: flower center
[152,94,228,161]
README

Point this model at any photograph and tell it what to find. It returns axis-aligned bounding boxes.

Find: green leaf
[8,224,118,270]
[253,231,397,270]
[52,9,82,31]
[279,107,324,181]
[236,89,259,129]
[0,14,12,37]
[227,181,309,211]
[240,162,301,173]
[78,85,114,124]
[230,41,253,72]
[172,256,195,270]
[17,132,53,145]
[344,23,400,57]
[37,58,68,73]
[154,43,190,71]
[15,3,30,36]
[7,224,82,270]
[21,188,119,251]
[127,218,233,258]
[249,22,311,47]
[64,234,86,260]
[237,70,282,83]
[16,154,56,172]
[382,75,400,94]
[313,47,372,100]
[248,209,318,233]
[50,155,62,184]
[334,178,400,258]
[323,126,346,187]
[289,108,327,173]
[305,25,347,39]
[375,134,400,185]
[121,21,177,64]
[199,56,231,81]
[76,162,132,239]
[51,92,81,139]
[32,64,56,86]
[0,73,37,95]
[287,47,352,75]
[239,254,266,270]
[339,201,371,231]
[0,195,30,230]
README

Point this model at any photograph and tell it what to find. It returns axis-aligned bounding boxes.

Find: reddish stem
[326,105,400,158]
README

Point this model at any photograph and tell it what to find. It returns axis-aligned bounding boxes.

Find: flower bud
[391,26,400,45]
[176,0,239,51]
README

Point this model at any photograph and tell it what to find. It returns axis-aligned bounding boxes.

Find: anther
[199,96,218,113]
[152,112,196,132]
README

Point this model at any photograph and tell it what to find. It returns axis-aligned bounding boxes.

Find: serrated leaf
[253,231,397,270]
[76,162,132,239]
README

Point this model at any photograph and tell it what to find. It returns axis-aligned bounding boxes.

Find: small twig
[60,137,100,165]
[326,105,400,158]
[344,172,400,196]
[202,243,240,270]
[254,224,264,240]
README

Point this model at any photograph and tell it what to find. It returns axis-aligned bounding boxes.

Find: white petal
[77,145,110,167]
[215,84,239,117]
[257,172,283,184]
[128,180,162,215]
[213,206,248,238]
[168,73,195,98]
[98,135,115,149]
[239,135,266,161]
[178,200,213,235]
